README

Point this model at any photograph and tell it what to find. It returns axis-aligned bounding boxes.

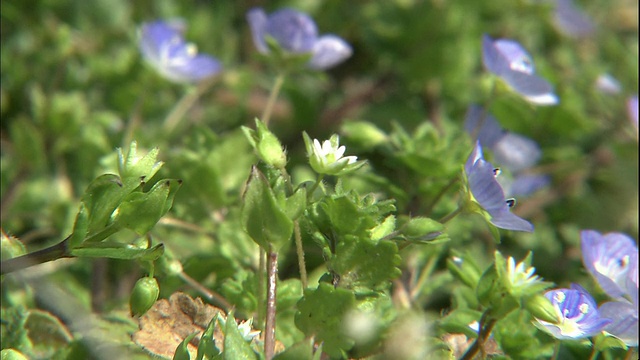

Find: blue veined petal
[537,284,612,340]
[465,142,534,232]
[482,34,511,75]
[501,70,558,105]
[599,300,639,346]
[309,35,353,70]
[264,8,318,53]
[463,105,506,148]
[163,54,222,83]
[581,230,638,299]
[493,39,535,75]
[489,208,534,232]
[492,132,542,172]
[139,20,222,83]
[246,8,269,53]
[553,0,595,38]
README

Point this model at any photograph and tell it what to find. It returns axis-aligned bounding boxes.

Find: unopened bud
[524,293,560,324]
[130,277,159,316]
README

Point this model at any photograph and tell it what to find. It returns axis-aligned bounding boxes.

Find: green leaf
[115,179,181,235]
[68,203,89,248]
[118,141,162,182]
[173,333,198,360]
[80,173,126,234]
[329,237,402,290]
[284,187,307,221]
[196,313,221,360]
[272,339,314,360]
[295,283,357,358]
[438,308,483,339]
[241,166,294,251]
[0,306,32,354]
[222,311,257,360]
[370,215,395,242]
[69,242,164,260]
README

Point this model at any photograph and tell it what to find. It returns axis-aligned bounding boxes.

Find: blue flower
[464,106,549,197]
[599,300,638,346]
[581,230,638,300]
[139,20,222,83]
[247,8,352,70]
[482,35,558,105]
[552,0,595,38]
[536,284,612,340]
[464,141,534,232]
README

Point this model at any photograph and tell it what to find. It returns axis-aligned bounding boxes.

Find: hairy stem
[261,73,285,127]
[1,236,71,275]
[162,77,217,134]
[461,310,496,360]
[293,220,307,289]
[264,246,278,360]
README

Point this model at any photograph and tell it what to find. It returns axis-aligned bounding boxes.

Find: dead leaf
[132,292,226,359]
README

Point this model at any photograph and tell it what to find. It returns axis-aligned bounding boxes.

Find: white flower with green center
[506,256,541,293]
[303,132,365,176]
[535,284,611,340]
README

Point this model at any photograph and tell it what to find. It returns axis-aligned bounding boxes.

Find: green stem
[83,224,121,243]
[461,309,497,360]
[550,341,560,360]
[162,77,217,134]
[623,347,636,360]
[264,246,278,360]
[423,176,460,215]
[438,205,463,224]
[410,254,438,301]
[257,248,266,329]
[261,73,286,127]
[293,220,307,289]
[587,346,599,360]
[1,236,71,275]
[307,174,325,201]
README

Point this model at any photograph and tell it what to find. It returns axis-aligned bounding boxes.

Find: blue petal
[493,39,535,75]
[140,21,185,66]
[599,301,639,346]
[506,174,550,197]
[489,208,534,232]
[492,132,542,172]
[501,70,558,105]
[581,230,638,299]
[464,105,506,148]
[553,0,595,38]
[247,8,269,53]
[482,34,510,76]
[265,8,318,53]
[308,35,352,70]
[165,54,222,83]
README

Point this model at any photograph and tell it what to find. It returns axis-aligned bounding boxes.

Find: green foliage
[1,1,637,359]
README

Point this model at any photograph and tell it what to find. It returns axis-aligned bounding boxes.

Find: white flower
[506,256,541,293]
[303,132,365,175]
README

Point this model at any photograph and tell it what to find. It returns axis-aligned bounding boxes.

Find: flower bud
[242,119,287,168]
[130,277,159,316]
[524,293,560,324]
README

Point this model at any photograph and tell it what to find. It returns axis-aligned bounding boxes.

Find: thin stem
[623,347,636,360]
[307,174,325,202]
[257,248,266,329]
[438,205,463,224]
[550,341,561,360]
[261,73,285,127]
[293,220,307,289]
[1,236,71,275]
[460,310,497,360]
[410,254,438,301]
[423,176,460,215]
[162,77,217,134]
[264,246,278,360]
[587,345,599,360]
[178,271,231,312]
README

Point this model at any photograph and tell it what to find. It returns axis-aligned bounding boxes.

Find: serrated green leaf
[0,306,32,354]
[118,141,162,182]
[329,238,402,290]
[295,283,357,358]
[370,215,395,242]
[222,311,257,360]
